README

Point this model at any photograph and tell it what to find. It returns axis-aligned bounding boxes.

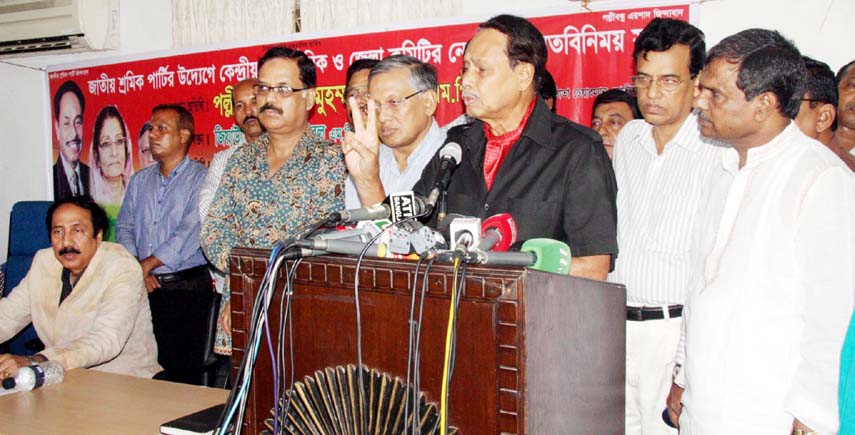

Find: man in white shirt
[343,55,445,207]
[672,29,855,434]
[610,18,723,435]
[198,78,264,223]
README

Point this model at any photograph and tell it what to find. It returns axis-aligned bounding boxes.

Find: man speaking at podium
[415,15,618,280]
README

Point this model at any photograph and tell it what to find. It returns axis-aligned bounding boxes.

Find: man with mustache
[608,19,725,435]
[116,104,212,385]
[52,80,90,199]
[198,78,265,222]
[673,29,855,434]
[343,55,445,208]
[590,88,641,160]
[202,46,345,358]
[0,196,160,379]
[407,15,617,280]
[831,60,855,158]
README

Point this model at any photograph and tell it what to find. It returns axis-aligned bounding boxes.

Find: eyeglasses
[253,83,311,99]
[373,89,427,113]
[98,138,127,151]
[631,75,688,92]
[346,88,369,100]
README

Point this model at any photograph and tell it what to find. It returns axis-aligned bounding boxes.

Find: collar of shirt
[160,156,191,183]
[628,111,706,156]
[720,121,797,174]
[60,153,80,182]
[483,98,536,189]
[378,119,444,175]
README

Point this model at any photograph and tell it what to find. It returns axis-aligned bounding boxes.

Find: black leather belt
[626,305,683,321]
[155,265,209,284]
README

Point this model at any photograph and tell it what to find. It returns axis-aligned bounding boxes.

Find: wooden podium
[230,248,626,434]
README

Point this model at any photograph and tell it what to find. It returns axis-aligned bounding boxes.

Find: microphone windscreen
[440,142,463,164]
[481,213,518,252]
[521,238,572,274]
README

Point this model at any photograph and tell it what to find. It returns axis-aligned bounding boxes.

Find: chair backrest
[5,201,52,296]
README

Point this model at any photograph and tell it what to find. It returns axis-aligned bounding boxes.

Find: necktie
[59,269,73,306]
[70,171,79,196]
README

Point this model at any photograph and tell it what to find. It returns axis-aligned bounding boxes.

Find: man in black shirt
[414,15,617,280]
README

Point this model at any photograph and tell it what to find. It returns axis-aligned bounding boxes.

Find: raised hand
[342,97,385,205]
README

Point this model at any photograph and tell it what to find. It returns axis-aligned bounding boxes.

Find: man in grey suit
[52,80,89,200]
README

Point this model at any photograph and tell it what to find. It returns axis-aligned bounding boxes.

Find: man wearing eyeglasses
[116,104,213,384]
[608,19,724,435]
[343,55,445,208]
[202,46,345,358]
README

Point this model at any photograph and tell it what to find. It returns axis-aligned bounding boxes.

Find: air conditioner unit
[0,0,119,58]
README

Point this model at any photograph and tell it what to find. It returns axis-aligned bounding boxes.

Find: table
[0,368,229,435]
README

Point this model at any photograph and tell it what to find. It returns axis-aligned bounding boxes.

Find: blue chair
[1,201,52,355]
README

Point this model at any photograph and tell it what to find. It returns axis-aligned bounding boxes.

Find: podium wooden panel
[230,248,626,434]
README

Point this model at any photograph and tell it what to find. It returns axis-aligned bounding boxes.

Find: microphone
[475,213,518,252]
[520,238,572,274]
[328,193,430,224]
[296,238,388,258]
[462,238,572,274]
[449,217,481,251]
[426,142,463,208]
[2,361,64,391]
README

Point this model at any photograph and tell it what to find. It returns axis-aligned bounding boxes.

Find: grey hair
[369,55,438,92]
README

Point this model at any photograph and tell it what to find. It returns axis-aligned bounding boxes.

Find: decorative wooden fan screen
[263,365,458,435]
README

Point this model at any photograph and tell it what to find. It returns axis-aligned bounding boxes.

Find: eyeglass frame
[372,89,428,113]
[97,137,127,151]
[630,74,693,92]
[253,83,312,99]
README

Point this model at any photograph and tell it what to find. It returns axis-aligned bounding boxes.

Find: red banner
[48,4,690,206]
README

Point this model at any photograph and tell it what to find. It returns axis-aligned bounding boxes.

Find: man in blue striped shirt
[116,104,214,385]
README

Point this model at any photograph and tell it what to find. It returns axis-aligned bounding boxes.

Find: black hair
[152,104,195,147]
[346,59,380,90]
[92,105,130,169]
[46,195,109,237]
[539,70,557,99]
[479,14,548,89]
[633,18,706,77]
[707,28,805,119]
[592,88,642,120]
[802,56,838,130]
[257,46,317,88]
[837,59,855,87]
[138,121,151,141]
[53,80,85,120]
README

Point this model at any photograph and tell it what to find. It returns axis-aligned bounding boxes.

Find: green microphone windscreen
[521,238,572,274]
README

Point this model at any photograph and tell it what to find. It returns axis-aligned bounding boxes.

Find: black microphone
[327,193,430,223]
[296,238,387,257]
[426,142,463,208]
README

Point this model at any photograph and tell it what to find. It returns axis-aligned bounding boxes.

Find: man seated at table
[0,196,161,379]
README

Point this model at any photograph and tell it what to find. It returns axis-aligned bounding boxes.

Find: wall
[0,0,172,262]
[0,0,852,262]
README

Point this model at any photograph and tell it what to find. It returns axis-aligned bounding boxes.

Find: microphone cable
[351,207,435,434]
[274,257,302,433]
[410,255,435,435]
[405,255,424,434]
